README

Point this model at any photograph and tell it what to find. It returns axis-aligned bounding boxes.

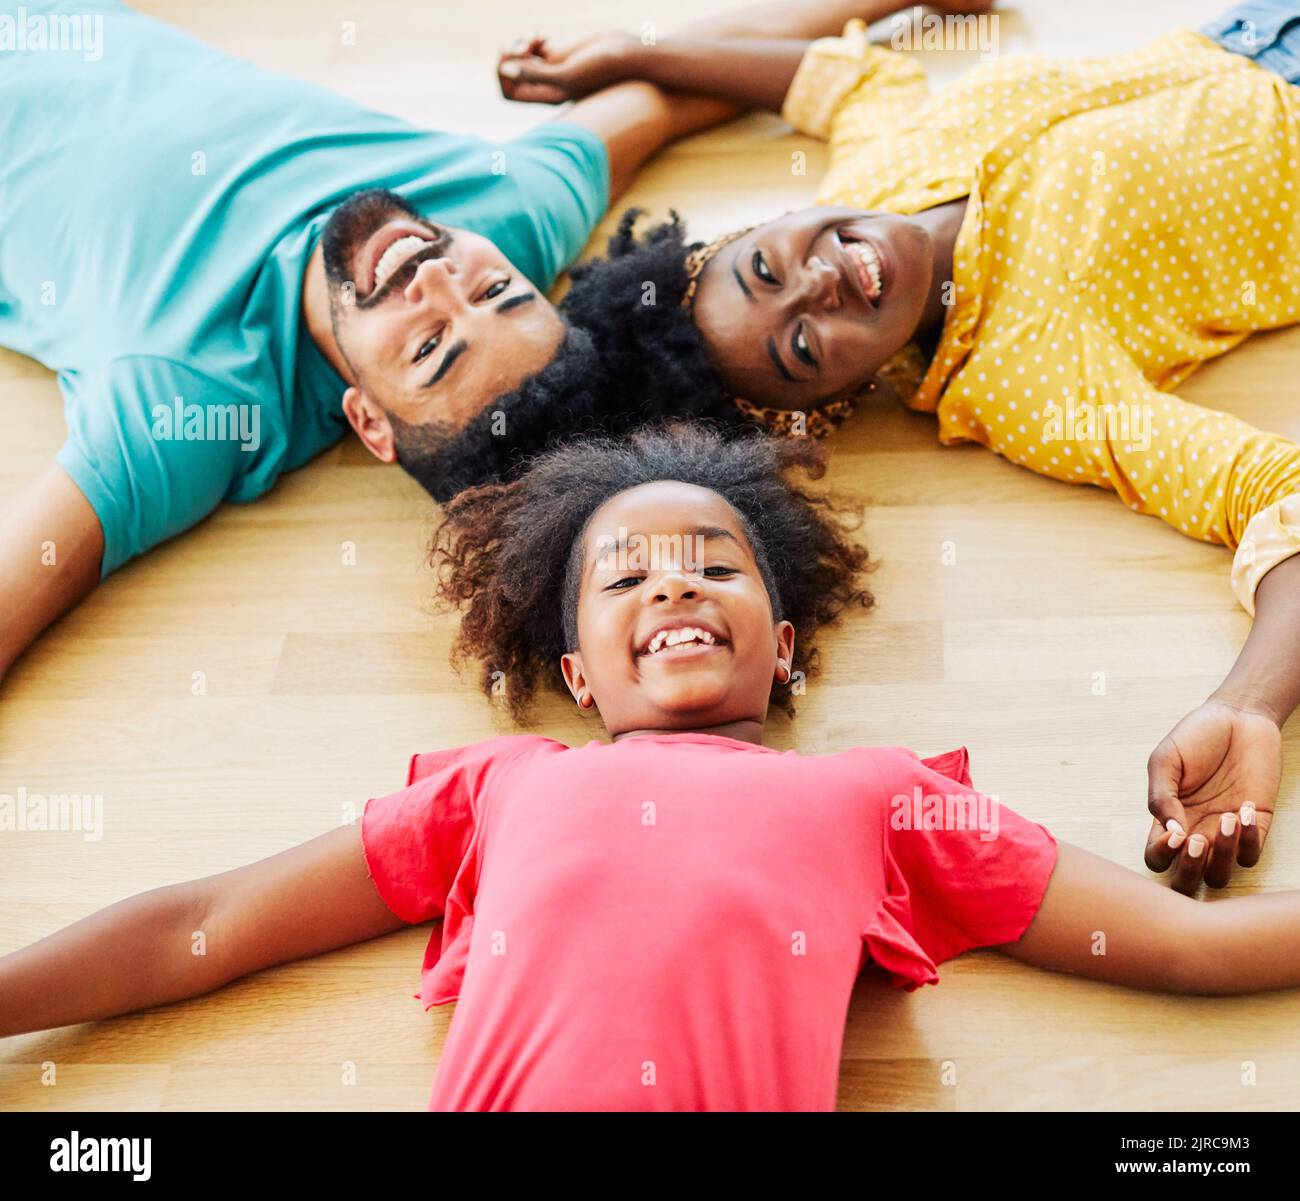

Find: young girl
[1,422,1295,1111]
[497,0,1300,889]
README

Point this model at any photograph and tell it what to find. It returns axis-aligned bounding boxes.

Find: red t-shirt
[360,732,1057,1111]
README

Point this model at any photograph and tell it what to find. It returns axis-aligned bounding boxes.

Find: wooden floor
[3,0,1299,1111]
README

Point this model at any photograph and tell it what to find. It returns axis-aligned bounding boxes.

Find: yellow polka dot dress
[783,20,1300,611]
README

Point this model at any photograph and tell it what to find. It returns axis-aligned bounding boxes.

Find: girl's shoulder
[405,734,567,786]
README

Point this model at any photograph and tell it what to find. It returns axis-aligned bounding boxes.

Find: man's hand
[1144,699,1281,894]
[498,34,638,105]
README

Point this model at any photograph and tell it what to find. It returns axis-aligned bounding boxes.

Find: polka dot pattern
[794,24,1300,557]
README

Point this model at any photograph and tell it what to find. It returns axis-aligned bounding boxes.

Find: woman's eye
[414,334,441,363]
[607,576,644,591]
[752,250,778,285]
[481,278,510,301]
[793,324,817,368]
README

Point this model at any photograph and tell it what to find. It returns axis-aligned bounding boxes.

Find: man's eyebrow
[424,340,467,387]
[731,248,755,301]
[766,337,796,383]
[420,292,538,389]
[496,292,536,314]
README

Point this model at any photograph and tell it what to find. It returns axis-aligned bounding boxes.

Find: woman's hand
[498,33,640,105]
[1144,699,1282,894]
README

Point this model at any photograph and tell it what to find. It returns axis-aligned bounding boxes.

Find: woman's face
[560,480,795,738]
[691,206,936,409]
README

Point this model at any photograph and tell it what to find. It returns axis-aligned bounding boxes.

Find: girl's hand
[1144,699,1281,894]
[498,33,639,105]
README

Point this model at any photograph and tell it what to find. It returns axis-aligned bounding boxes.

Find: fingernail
[1166,819,1184,835]
[1241,803,1256,827]
[1187,834,1206,858]
[1221,812,1237,837]
[500,60,520,78]
[1168,829,1186,850]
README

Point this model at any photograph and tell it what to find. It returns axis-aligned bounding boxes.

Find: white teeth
[846,239,882,300]
[642,626,719,656]
[373,234,432,290]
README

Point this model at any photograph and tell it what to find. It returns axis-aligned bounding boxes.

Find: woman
[496,1,1300,894]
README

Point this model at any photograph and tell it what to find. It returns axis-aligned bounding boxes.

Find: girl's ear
[772,621,796,685]
[561,651,596,710]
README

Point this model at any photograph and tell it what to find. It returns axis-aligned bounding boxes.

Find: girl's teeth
[644,626,718,655]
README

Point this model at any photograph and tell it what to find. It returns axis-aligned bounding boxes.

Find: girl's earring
[578,692,595,710]
[776,659,791,684]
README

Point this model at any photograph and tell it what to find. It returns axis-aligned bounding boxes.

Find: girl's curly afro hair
[403,210,739,503]
[432,421,873,723]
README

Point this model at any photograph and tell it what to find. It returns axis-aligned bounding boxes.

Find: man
[0,0,743,683]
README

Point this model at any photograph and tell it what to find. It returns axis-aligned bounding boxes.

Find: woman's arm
[0,823,406,1039]
[1002,841,1300,994]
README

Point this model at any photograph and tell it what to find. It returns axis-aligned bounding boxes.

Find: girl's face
[560,481,795,739]
[691,205,936,409]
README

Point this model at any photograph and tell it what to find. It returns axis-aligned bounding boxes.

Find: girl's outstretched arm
[1001,841,1300,995]
[0,823,405,1039]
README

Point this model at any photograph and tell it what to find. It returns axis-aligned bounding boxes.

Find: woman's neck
[912,198,969,336]
[612,717,766,746]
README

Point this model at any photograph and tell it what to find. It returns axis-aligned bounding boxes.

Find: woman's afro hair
[401,210,739,503]
[432,420,873,722]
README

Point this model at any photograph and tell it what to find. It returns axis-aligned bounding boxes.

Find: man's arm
[0,461,104,686]
[515,3,993,201]
[500,2,993,113]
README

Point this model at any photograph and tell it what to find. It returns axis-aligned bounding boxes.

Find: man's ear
[342,385,397,464]
[561,651,596,711]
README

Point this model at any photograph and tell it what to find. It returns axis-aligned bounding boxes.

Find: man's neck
[301,241,356,385]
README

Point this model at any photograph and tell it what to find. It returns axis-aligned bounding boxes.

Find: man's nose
[404,256,467,313]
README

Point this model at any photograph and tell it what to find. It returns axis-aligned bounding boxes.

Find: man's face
[321,189,565,462]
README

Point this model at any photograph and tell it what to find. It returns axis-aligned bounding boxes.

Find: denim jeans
[1201,1,1300,83]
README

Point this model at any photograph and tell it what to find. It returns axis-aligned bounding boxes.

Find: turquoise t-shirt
[0,0,608,575]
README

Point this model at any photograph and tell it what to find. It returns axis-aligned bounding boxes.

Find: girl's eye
[414,333,441,363]
[703,566,736,577]
[792,323,817,368]
[481,278,510,301]
[752,249,778,285]
[607,576,644,591]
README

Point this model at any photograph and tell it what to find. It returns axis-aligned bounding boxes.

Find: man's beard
[321,187,420,292]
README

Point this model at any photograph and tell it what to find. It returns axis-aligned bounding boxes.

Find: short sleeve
[1232,492,1300,615]
[55,356,249,578]
[862,748,1058,991]
[360,736,543,925]
[500,120,610,290]
[782,18,927,140]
